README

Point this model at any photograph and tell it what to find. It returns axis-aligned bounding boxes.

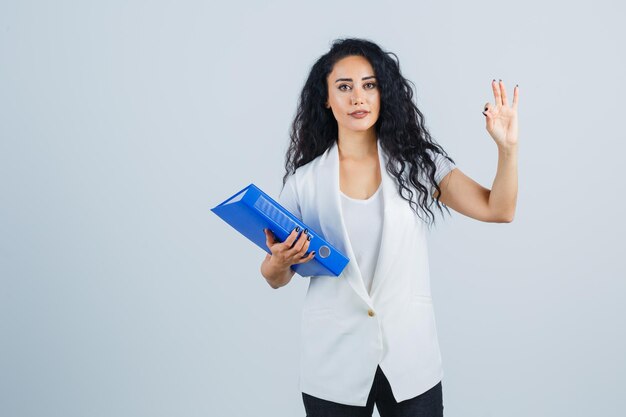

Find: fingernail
[492,79,495,82]
[304,228,308,234]
[307,235,311,240]
[516,84,519,88]
[295,226,300,233]
[499,79,502,82]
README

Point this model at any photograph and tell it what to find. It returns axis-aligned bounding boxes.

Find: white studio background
[1,1,624,416]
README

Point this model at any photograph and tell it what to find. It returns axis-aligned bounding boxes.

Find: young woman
[260,38,519,417]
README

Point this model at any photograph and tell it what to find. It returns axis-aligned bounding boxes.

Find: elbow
[486,203,516,223]
[261,272,282,290]
[261,272,285,290]
[260,259,293,289]
[493,212,515,223]
[260,266,279,289]
[268,280,282,290]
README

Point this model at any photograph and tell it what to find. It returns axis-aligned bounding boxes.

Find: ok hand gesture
[483,80,519,149]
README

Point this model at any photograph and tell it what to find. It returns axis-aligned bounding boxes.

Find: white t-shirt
[338,151,455,295]
[340,183,384,295]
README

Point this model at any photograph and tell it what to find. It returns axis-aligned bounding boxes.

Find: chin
[343,120,375,130]
[351,124,376,132]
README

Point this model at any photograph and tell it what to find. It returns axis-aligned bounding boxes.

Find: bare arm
[435,144,518,222]
[260,227,315,289]
[261,253,296,289]
[434,80,519,223]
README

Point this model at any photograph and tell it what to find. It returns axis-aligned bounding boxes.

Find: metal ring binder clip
[318,245,331,258]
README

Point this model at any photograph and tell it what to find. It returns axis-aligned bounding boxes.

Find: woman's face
[325,55,380,136]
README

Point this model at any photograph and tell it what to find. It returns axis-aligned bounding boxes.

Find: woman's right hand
[263,227,315,269]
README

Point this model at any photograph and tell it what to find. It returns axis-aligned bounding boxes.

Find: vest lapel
[368,140,403,298]
[314,140,404,307]
[315,141,371,307]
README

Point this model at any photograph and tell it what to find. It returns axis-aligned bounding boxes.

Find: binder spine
[252,193,298,241]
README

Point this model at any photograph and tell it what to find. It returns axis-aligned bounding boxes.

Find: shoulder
[423,147,456,185]
[285,147,331,186]
[279,148,330,218]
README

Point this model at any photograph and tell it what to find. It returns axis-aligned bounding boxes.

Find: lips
[349,110,370,119]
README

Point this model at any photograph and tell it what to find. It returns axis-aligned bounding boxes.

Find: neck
[337,128,378,160]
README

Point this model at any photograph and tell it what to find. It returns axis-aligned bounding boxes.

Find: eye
[338,84,351,91]
[365,82,377,89]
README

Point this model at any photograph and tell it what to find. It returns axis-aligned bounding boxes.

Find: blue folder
[211,183,349,277]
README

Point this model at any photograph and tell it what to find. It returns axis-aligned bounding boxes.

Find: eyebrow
[334,76,377,83]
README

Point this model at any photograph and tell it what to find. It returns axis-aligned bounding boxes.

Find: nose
[351,94,364,105]
[351,89,364,105]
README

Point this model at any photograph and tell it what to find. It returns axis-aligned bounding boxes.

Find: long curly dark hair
[284,38,455,226]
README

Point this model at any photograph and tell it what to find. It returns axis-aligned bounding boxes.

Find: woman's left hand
[483,80,519,149]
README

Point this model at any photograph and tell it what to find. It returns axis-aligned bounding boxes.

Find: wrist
[262,255,291,282]
[497,142,518,156]
[262,256,293,289]
[267,254,291,273]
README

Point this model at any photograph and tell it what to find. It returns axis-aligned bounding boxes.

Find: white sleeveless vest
[278,139,455,406]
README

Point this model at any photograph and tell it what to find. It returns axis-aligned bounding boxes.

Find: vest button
[367,309,375,317]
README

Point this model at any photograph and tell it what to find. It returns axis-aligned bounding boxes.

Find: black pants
[302,366,443,417]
